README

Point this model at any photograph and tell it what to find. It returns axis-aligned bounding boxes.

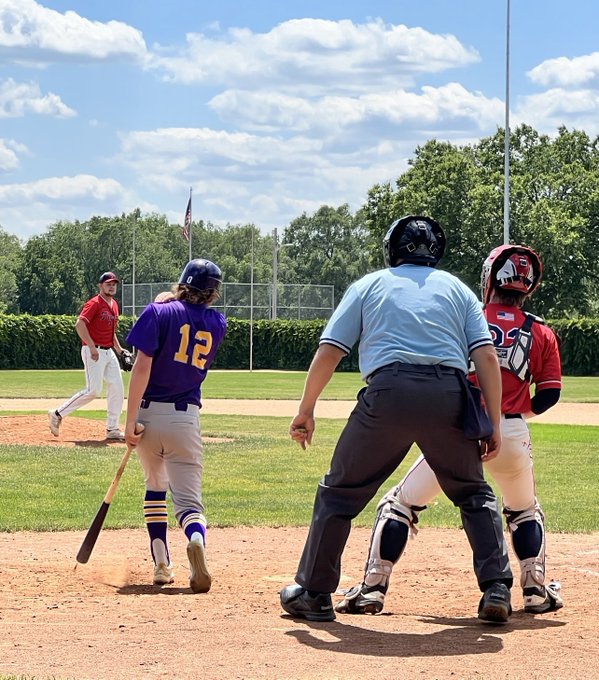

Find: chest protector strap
[496,312,543,382]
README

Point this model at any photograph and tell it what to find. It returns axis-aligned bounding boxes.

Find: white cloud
[210,82,503,134]
[528,52,599,88]
[514,88,599,136]
[0,77,75,117]
[149,18,479,93]
[0,174,126,205]
[0,138,28,171]
[0,0,147,63]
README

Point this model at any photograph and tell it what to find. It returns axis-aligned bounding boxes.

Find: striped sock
[144,490,170,565]
[180,509,207,544]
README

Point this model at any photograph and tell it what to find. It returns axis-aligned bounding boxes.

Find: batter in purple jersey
[125,259,226,592]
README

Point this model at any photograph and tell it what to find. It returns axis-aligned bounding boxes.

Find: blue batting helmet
[178,259,222,291]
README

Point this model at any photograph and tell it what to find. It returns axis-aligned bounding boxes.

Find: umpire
[280,215,513,623]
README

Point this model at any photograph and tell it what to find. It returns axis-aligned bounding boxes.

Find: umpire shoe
[280,584,336,622]
[187,538,211,593]
[106,429,125,442]
[153,562,175,586]
[335,583,386,615]
[48,409,62,437]
[524,581,564,614]
[478,582,512,624]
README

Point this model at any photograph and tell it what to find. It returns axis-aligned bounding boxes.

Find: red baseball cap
[99,272,120,284]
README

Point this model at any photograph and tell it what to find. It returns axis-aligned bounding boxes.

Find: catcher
[336,244,564,617]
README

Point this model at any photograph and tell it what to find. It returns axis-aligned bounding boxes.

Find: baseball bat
[76,425,142,564]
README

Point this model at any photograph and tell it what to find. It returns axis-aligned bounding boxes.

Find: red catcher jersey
[78,295,119,347]
[483,303,562,414]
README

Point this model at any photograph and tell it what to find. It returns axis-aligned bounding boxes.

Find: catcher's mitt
[117,349,134,372]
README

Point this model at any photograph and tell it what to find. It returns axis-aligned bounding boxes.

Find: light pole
[249,227,254,372]
[503,0,511,245]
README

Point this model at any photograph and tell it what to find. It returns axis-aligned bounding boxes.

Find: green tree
[0,227,22,313]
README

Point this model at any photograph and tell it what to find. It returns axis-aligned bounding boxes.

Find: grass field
[1,369,598,401]
[0,411,597,534]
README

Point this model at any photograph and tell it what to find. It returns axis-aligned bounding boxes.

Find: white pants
[396,415,534,513]
[57,346,124,431]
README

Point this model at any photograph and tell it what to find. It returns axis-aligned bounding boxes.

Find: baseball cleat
[280,584,336,622]
[478,582,512,623]
[523,582,564,614]
[48,409,62,437]
[153,562,175,586]
[187,539,211,593]
[106,429,126,441]
[335,583,386,615]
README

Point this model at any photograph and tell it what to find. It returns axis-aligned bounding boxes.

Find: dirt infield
[0,405,598,679]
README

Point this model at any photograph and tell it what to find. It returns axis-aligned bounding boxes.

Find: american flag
[182,196,191,242]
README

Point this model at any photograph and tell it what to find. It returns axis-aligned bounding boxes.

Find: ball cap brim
[99,271,119,284]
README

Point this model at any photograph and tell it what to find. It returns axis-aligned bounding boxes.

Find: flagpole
[503,0,511,245]
[249,227,254,372]
[188,187,193,261]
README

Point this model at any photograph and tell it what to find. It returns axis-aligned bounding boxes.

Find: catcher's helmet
[481,245,543,304]
[383,215,446,267]
[179,258,222,291]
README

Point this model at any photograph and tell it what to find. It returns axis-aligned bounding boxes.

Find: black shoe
[280,584,335,622]
[478,582,512,624]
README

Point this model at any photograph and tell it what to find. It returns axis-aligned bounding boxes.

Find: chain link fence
[121,282,335,320]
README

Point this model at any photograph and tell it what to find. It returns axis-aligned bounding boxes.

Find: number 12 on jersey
[174,324,213,369]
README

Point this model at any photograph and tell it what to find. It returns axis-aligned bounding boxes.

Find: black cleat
[523,582,564,614]
[335,583,386,615]
[478,582,512,624]
[280,584,336,622]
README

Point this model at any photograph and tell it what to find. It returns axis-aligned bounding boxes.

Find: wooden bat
[76,425,142,564]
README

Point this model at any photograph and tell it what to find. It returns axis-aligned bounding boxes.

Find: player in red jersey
[48,272,127,441]
[336,245,564,617]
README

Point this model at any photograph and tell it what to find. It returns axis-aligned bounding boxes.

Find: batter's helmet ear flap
[178,258,222,291]
[481,245,543,304]
[383,215,446,267]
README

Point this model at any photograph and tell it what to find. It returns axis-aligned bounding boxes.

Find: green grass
[0,412,597,533]
[0,369,598,401]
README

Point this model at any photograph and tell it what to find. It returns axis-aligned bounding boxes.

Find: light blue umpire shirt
[320,263,492,380]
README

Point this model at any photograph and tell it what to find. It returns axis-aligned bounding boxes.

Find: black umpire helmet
[179,258,222,291]
[383,215,446,268]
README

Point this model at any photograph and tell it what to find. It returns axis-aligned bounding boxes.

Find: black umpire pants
[295,362,513,594]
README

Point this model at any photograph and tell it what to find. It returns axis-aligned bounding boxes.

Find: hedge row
[0,314,596,375]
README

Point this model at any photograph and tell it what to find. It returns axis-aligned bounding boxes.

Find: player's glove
[118,349,134,372]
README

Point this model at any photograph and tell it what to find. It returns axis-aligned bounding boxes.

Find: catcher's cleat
[335,583,386,615]
[478,582,512,624]
[187,539,211,593]
[48,409,62,437]
[153,562,175,586]
[523,581,563,614]
[106,429,126,441]
[280,584,335,622]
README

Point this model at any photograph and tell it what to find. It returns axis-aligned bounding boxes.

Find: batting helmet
[179,258,222,291]
[383,215,446,267]
[481,245,543,304]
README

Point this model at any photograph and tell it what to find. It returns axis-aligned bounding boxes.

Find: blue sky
[2,0,599,240]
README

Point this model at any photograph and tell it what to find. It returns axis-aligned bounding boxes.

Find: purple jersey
[127,300,226,407]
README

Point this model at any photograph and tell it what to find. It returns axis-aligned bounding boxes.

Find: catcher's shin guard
[504,501,563,612]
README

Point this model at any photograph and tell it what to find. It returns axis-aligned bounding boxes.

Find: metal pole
[188,187,193,261]
[249,228,254,372]
[503,0,511,245]
[132,216,136,317]
[272,227,278,320]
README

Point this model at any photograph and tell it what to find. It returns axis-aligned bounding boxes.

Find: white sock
[190,531,204,545]
[152,538,169,565]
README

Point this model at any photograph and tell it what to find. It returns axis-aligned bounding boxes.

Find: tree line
[1,124,598,319]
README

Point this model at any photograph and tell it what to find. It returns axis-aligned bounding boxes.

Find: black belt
[367,361,460,383]
[97,345,113,350]
[504,413,522,419]
[140,399,189,412]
